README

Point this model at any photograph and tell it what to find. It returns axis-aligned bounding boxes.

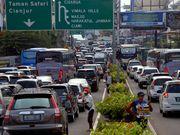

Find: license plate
[176,97,180,102]
[23,114,41,121]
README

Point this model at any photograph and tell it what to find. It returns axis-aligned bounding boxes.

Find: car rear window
[70,85,80,95]
[144,69,158,75]
[77,70,95,78]
[154,78,172,86]
[10,76,20,84]
[17,81,37,88]
[13,97,52,110]
[167,84,180,93]
[129,62,141,67]
[83,66,96,70]
[0,76,9,83]
[45,86,68,96]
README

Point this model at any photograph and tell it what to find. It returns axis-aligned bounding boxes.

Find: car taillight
[164,67,169,73]
[163,92,169,98]
[50,97,61,122]
[4,98,15,124]
[58,69,63,81]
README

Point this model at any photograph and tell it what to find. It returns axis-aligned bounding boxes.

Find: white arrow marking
[24,19,35,27]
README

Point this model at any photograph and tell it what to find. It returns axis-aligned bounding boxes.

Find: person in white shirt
[84,88,94,131]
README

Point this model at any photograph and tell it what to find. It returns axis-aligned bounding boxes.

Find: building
[169,0,180,10]
[131,0,172,11]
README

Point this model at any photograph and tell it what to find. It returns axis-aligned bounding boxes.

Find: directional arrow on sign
[24,19,35,27]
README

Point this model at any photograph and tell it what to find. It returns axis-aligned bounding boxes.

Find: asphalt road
[127,76,180,135]
[69,80,106,135]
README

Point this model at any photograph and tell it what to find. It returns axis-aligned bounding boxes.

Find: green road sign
[55,0,113,29]
[6,0,52,30]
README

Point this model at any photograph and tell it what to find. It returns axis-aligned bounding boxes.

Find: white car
[134,66,144,82]
[36,76,53,85]
[68,78,90,89]
[16,79,42,89]
[127,60,141,75]
[159,80,180,117]
[138,67,159,89]
[129,65,143,79]
[147,76,172,101]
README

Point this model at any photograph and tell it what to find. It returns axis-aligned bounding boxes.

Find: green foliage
[108,82,128,94]
[109,64,126,83]
[0,31,65,56]
[96,93,135,120]
[91,122,153,135]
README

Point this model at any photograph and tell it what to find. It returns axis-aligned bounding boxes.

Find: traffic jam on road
[0,42,112,135]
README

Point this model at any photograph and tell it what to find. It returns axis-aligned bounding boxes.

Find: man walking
[84,88,95,131]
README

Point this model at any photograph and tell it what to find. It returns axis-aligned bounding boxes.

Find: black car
[76,69,99,92]
[3,90,68,135]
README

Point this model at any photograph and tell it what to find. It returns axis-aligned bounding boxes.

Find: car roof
[143,66,158,70]
[15,90,52,96]
[153,76,172,80]
[78,69,95,71]
[42,83,68,87]
[16,79,38,82]
[131,65,143,68]
[129,59,140,63]
[165,80,180,85]
[83,64,97,66]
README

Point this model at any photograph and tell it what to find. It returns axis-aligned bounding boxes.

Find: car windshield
[17,81,37,88]
[154,78,172,86]
[83,66,96,69]
[13,97,52,110]
[129,62,141,67]
[167,84,180,93]
[77,70,95,78]
[144,69,158,75]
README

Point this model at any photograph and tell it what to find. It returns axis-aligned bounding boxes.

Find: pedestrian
[84,88,94,132]
[126,92,153,127]
[106,71,112,93]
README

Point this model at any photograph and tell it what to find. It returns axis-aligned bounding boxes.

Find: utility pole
[112,0,116,64]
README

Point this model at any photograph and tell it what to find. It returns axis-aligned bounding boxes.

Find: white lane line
[93,87,107,130]
[126,79,158,135]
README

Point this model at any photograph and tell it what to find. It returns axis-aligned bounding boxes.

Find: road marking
[126,79,158,135]
[93,87,107,131]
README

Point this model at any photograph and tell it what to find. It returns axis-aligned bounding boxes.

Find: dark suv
[77,69,99,92]
[3,90,68,135]
[42,83,79,122]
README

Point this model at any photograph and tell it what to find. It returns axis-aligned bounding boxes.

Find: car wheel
[138,83,143,89]
[75,108,79,118]
[68,114,75,122]
[162,111,169,117]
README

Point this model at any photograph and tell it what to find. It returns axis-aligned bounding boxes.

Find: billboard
[166,11,180,29]
[120,12,166,29]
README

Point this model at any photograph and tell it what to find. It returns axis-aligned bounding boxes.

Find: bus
[36,48,76,83]
[21,48,47,67]
[117,44,141,60]
[147,49,180,75]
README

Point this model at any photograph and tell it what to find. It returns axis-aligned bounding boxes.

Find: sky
[121,0,130,11]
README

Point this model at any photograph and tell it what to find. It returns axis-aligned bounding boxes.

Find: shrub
[109,64,126,83]
[91,122,153,135]
[108,82,128,94]
[96,93,135,120]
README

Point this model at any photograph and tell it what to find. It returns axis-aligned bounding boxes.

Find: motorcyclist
[126,92,153,127]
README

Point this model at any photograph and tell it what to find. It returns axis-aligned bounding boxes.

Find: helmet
[137,92,145,97]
